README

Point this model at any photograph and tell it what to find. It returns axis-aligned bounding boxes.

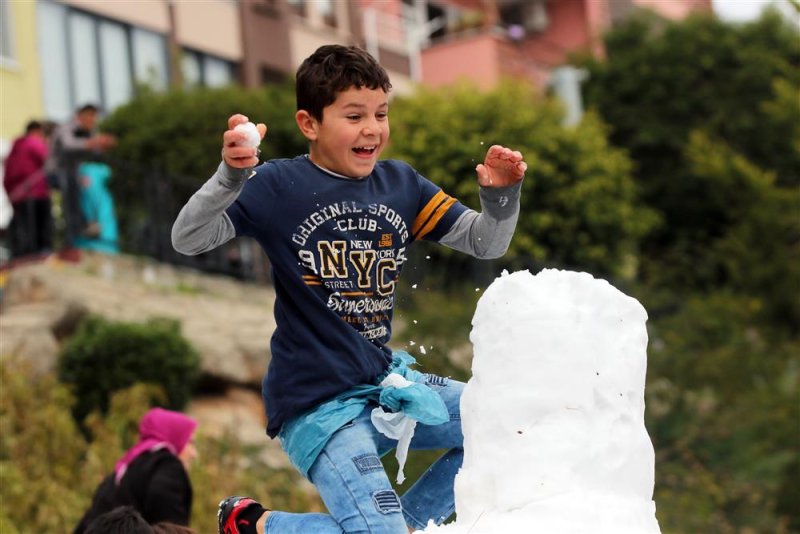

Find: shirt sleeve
[411,172,468,243]
[171,161,253,255]
[438,182,522,259]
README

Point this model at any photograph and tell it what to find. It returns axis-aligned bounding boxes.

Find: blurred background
[1,0,797,532]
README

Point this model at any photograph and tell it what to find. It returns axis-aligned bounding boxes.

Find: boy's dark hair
[296,44,392,121]
[85,506,154,534]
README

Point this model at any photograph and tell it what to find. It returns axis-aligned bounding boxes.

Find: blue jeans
[265,376,464,533]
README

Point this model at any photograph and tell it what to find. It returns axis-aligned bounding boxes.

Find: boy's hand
[475,145,527,188]
[223,114,267,169]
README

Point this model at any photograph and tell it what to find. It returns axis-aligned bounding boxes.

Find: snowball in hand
[234,121,261,147]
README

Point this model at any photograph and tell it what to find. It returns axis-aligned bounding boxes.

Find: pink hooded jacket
[114,407,197,484]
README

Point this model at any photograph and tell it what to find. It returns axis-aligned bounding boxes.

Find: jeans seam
[318,450,370,530]
[403,508,428,532]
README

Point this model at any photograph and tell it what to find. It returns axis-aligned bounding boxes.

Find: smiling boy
[172,45,526,534]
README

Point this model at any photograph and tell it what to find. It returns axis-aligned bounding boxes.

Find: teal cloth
[279,352,449,478]
[75,161,119,254]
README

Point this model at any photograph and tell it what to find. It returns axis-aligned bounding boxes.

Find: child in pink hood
[74,408,198,532]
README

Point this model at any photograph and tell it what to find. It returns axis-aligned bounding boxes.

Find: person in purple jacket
[172,44,527,534]
[2,120,52,259]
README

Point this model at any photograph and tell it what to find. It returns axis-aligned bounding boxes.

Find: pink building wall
[420,0,609,90]
[633,0,713,20]
[420,33,506,90]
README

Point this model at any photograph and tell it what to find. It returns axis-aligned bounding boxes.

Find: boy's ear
[295,110,318,141]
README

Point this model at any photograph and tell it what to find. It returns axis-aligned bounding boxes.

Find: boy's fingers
[256,123,267,139]
[228,114,249,130]
[223,130,247,147]
[225,146,259,168]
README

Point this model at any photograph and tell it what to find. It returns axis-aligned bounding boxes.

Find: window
[317,0,337,27]
[182,52,202,89]
[68,12,102,105]
[132,28,168,92]
[99,21,134,110]
[0,0,16,65]
[287,0,306,17]
[37,1,72,120]
[36,1,170,120]
[182,49,235,89]
[203,56,234,87]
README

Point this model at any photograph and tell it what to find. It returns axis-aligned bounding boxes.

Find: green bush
[386,80,655,280]
[1,358,321,533]
[58,315,200,424]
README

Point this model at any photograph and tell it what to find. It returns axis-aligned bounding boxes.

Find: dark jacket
[74,449,192,533]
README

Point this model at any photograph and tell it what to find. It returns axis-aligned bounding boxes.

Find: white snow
[234,121,261,147]
[421,269,661,534]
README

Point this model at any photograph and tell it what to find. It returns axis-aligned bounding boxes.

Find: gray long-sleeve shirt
[172,159,522,259]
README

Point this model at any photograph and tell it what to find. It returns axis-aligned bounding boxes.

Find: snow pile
[423,269,661,533]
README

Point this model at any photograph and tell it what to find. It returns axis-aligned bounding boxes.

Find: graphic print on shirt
[291,191,456,343]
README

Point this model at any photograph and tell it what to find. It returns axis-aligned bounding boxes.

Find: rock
[0,254,299,473]
[188,387,289,469]
[0,255,275,386]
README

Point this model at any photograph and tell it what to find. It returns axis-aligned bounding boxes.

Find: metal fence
[2,156,507,288]
[109,156,272,283]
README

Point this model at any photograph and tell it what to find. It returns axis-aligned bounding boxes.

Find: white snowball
[234,121,261,147]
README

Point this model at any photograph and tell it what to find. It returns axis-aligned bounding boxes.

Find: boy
[172,44,526,534]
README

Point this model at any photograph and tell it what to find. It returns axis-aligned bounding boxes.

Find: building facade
[1,0,713,153]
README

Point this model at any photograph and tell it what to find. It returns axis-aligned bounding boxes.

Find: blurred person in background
[46,103,116,252]
[152,522,197,534]
[84,506,154,534]
[75,161,119,255]
[2,120,53,259]
[74,408,198,533]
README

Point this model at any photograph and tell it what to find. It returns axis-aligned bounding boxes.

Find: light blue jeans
[265,375,464,533]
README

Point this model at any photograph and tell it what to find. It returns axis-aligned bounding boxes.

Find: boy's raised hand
[475,145,527,188]
[223,114,267,169]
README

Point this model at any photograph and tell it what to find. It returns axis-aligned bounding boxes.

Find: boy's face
[300,86,389,178]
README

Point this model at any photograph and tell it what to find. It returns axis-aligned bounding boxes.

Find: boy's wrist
[217,160,255,189]
[479,181,522,219]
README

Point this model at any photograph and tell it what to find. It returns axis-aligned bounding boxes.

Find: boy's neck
[306,155,366,180]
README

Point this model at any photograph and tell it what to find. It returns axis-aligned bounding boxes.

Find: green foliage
[646,293,799,532]
[58,315,201,424]
[0,358,322,533]
[581,23,799,529]
[581,10,800,326]
[1,358,89,532]
[102,82,302,181]
[99,82,305,245]
[582,10,799,189]
[386,80,655,279]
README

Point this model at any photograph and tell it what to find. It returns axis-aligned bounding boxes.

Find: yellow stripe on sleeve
[412,191,448,236]
[414,196,458,241]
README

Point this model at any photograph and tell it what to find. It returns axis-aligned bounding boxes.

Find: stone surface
[1,253,282,463]
[1,254,275,386]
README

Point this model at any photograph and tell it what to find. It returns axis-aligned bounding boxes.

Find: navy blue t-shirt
[226,156,467,436]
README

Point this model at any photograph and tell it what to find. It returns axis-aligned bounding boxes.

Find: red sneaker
[217,496,264,534]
